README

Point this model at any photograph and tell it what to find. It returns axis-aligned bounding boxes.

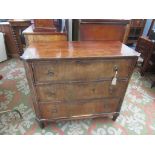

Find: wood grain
[39,98,120,119]
[22,41,139,127]
[21,41,139,60]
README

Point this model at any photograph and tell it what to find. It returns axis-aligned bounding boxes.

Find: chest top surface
[21,41,140,60]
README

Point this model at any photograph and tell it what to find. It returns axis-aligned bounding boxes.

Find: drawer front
[70,98,119,116]
[33,59,134,83]
[39,98,120,119]
[39,102,69,119]
[36,80,127,102]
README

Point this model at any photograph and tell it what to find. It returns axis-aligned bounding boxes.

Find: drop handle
[111,66,118,86]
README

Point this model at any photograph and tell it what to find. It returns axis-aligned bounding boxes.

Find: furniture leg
[39,122,45,129]
[112,113,119,121]
[36,119,45,129]
[151,81,155,88]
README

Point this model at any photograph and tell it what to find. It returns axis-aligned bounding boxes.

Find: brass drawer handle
[47,70,54,76]
[111,65,118,85]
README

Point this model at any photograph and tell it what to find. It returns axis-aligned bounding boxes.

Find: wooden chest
[21,41,139,128]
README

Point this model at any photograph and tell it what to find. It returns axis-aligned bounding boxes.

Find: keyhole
[92,88,95,93]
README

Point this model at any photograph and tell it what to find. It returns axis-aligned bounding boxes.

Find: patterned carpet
[0,58,155,135]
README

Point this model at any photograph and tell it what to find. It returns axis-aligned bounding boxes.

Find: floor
[0,58,155,135]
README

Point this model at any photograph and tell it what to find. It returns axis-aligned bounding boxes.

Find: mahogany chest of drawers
[21,41,139,128]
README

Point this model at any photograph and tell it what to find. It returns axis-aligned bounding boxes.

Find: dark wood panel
[72,19,129,42]
[80,24,126,41]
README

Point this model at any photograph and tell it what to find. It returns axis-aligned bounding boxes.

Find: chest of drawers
[21,41,139,128]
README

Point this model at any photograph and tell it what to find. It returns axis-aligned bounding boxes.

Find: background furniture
[0,20,31,57]
[136,19,155,88]
[135,36,155,76]
[23,19,67,46]
[23,25,67,46]
[72,19,129,42]
[124,19,146,45]
[9,20,31,55]
[21,41,139,128]
[0,22,19,57]
[33,19,56,32]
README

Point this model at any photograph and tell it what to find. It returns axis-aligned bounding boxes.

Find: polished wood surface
[22,41,139,128]
[21,41,139,60]
[23,25,67,46]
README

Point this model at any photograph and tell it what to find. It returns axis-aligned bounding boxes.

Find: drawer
[33,59,135,83]
[36,80,127,102]
[39,98,120,119]
[39,102,69,119]
[70,98,119,116]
